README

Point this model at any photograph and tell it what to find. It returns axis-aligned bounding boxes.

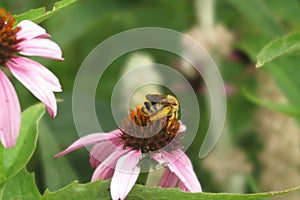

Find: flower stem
[136,157,151,185]
[136,172,150,185]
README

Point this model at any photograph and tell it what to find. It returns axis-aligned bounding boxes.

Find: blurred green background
[2,0,300,199]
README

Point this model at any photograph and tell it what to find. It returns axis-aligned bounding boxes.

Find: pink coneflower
[0,8,63,148]
[55,106,202,200]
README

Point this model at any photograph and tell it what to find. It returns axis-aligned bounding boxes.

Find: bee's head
[167,95,179,113]
[144,101,151,111]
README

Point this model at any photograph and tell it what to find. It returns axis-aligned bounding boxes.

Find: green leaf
[2,169,41,200]
[14,0,77,24]
[42,180,300,200]
[256,32,300,67]
[237,34,300,110]
[0,104,45,180]
[243,88,300,119]
[41,181,109,200]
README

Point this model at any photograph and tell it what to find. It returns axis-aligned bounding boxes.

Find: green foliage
[42,180,300,200]
[42,181,109,200]
[38,120,78,191]
[0,104,45,181]
[228,0,300,119]
[256,32,300,67]
[227,0,283,37]
[243,88,300,119]
[14,0,77,24]
[2,169,41,200]
[1,0,300,199]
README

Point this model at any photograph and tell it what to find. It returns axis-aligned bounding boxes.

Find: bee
[141,94,179,126]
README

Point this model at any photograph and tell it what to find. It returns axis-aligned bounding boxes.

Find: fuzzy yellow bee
[141,94,179,126]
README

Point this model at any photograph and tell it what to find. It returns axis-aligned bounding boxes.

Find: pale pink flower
[0,9,63,148]
[55,106,201,200]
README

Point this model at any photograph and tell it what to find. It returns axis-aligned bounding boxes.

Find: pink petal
[178,180,189,192]
[151,152,164,165]
[9,57,61,92]
[54,130,121,159]
[90,141,118,168]
[17,20,49,40]
[178,121,186,133]
[91,146,131,181]
[6,57,61,117]
[0,70,21,148]
[18,38,64,61]
[93,164,114,180]
[158,167,179,188]
[110,150,141,200]
[160,149,202,192]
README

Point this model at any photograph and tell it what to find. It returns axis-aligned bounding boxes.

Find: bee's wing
[146,94,168,104]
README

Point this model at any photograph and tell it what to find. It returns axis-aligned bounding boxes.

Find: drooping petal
[157,167,179,188]
[91,146,131,181]
[178,180,189,192]
[93,163,114,181]
[0,70,21,148]
[6,57,61,117]
[90,141,118,168]
[160,149,202,192]
[17,20,49,40]
[9,56,61,91]
[54,130,121,159]
[110,150,141,200]
[18,38,64,61]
